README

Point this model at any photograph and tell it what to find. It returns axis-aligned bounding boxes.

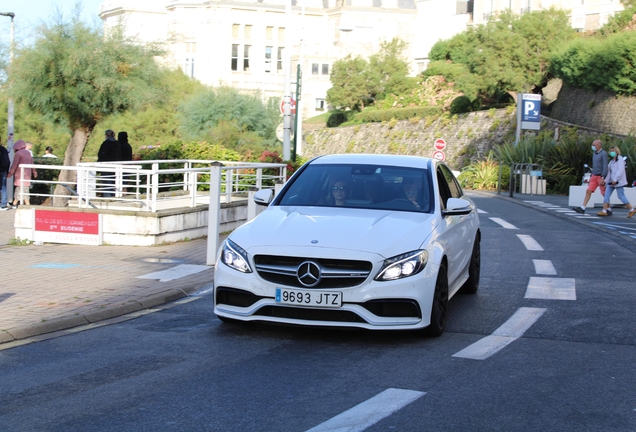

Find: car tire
[460,236,480,295]
[425,262,448,337]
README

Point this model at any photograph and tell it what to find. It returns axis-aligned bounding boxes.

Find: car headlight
[375,250,428,281]
[219,239,252,273]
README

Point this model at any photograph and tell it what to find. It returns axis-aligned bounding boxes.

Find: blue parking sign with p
[521,93,541,130]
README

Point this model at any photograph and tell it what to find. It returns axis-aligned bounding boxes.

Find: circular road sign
[432,150,445,161]
[280,98,297,115]
[276,122,294,142]
[434,138,446,151]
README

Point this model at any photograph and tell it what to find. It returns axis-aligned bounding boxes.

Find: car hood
[229,206,437,259]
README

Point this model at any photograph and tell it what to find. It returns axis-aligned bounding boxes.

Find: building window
[244,25,252,38]
[312,63,319,75]
[322,64,329,75]
[243,45,251,71]
[315,98,326,111]
[232,24,240,38]
[277,47,284,72]
[231,44,239,71]
[266,26,273,40]
[278,27,285,41]
[185,58,195,78]
[265,46,272,73]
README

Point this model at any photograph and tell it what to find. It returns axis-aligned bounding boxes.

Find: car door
[435,164,474,289]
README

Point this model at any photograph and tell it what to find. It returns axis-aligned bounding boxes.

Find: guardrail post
[247,187,259,221]
[207,162,223,266]
[151,163,159,212]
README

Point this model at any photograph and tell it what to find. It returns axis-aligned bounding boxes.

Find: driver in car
[402,176,422,210]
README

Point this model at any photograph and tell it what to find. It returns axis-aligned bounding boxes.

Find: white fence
[14,159,287,212]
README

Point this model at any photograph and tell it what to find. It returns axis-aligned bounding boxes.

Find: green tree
[427,9,576,102]
[87,69,207,158]
[550,31,636,94]
[326,54,370,111]
[178,86,279,153]
[366,38,414,101]
[8,14,164,201]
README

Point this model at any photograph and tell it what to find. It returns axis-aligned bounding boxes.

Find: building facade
[99,0,624,119]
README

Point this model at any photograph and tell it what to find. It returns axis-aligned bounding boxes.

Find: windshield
[277,163,433,213]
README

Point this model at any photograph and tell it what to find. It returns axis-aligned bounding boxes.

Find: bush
[326,111,352,128]
[30,157,64,205]
[457,158,509,191]
[450,96,478,114]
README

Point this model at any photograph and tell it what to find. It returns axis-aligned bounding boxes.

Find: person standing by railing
[0,136,10,210]
[7,139,37,207]
[97,129,121,197]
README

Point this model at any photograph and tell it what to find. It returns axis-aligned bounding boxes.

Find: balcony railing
[14,159,288,212]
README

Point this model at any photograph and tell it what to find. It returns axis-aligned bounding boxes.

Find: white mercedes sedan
[214,154,480,336]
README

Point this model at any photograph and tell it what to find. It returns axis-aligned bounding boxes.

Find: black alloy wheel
[460,236,480,294]
[425,262,448,337]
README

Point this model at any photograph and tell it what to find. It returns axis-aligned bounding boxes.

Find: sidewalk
[0,206,220,347]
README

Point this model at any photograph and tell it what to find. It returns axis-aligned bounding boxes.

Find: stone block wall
[303,109,517,170]
[550,84,636,136]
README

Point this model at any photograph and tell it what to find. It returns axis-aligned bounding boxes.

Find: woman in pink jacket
[8,139,37,207]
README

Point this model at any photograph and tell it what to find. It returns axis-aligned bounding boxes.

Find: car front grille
[258,306,366,323]
[253,255,372,289]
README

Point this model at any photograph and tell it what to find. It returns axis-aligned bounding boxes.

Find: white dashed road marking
[137,264,211,282]
[306,388,425,432]
[533,259,557,275]
[478,209,488,214]
[516,234,544,251]
[525,277,576,300]
[489,217,518,229]
[453,307,546,360]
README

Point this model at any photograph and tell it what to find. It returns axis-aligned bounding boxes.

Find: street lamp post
[1,12,15,202]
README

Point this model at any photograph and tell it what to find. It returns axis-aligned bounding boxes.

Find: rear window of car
[277,163,432,213]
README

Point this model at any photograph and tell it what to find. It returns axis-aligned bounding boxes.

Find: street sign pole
[282,0,292,161]
[515,92,522,146]
[292,64,301,162]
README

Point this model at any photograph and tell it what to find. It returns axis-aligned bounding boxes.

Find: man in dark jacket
[97,130,121,197]
[118,131,133,162]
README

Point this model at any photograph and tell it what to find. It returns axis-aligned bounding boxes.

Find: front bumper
[213,259,439,331]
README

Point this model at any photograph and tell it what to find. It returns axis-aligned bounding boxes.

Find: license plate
[275,288,342,308]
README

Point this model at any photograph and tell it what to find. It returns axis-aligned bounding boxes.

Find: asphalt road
[1,194,635,432]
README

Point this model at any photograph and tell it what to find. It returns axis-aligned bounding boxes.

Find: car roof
[310,154,436,169]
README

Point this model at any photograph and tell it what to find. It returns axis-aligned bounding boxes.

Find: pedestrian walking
[42,146,57,158]
[573,139,608,214]
[597,146,636,218]
[0,137,10,210]
[8,139,37,207]
[97,129,121,197]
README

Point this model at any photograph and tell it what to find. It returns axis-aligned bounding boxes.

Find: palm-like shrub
[458,157,510,190]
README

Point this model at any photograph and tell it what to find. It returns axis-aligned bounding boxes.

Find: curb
[0,287,203,346]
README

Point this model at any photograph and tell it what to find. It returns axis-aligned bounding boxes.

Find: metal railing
[14,159,287,212]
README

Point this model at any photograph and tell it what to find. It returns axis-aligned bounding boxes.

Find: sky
[0,0,104,47]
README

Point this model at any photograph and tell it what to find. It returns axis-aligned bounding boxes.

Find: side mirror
[254,189,274,206]
[444,198,473,216]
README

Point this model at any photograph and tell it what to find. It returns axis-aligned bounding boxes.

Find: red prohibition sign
[432,150,445,161]
[434,138,447,151]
